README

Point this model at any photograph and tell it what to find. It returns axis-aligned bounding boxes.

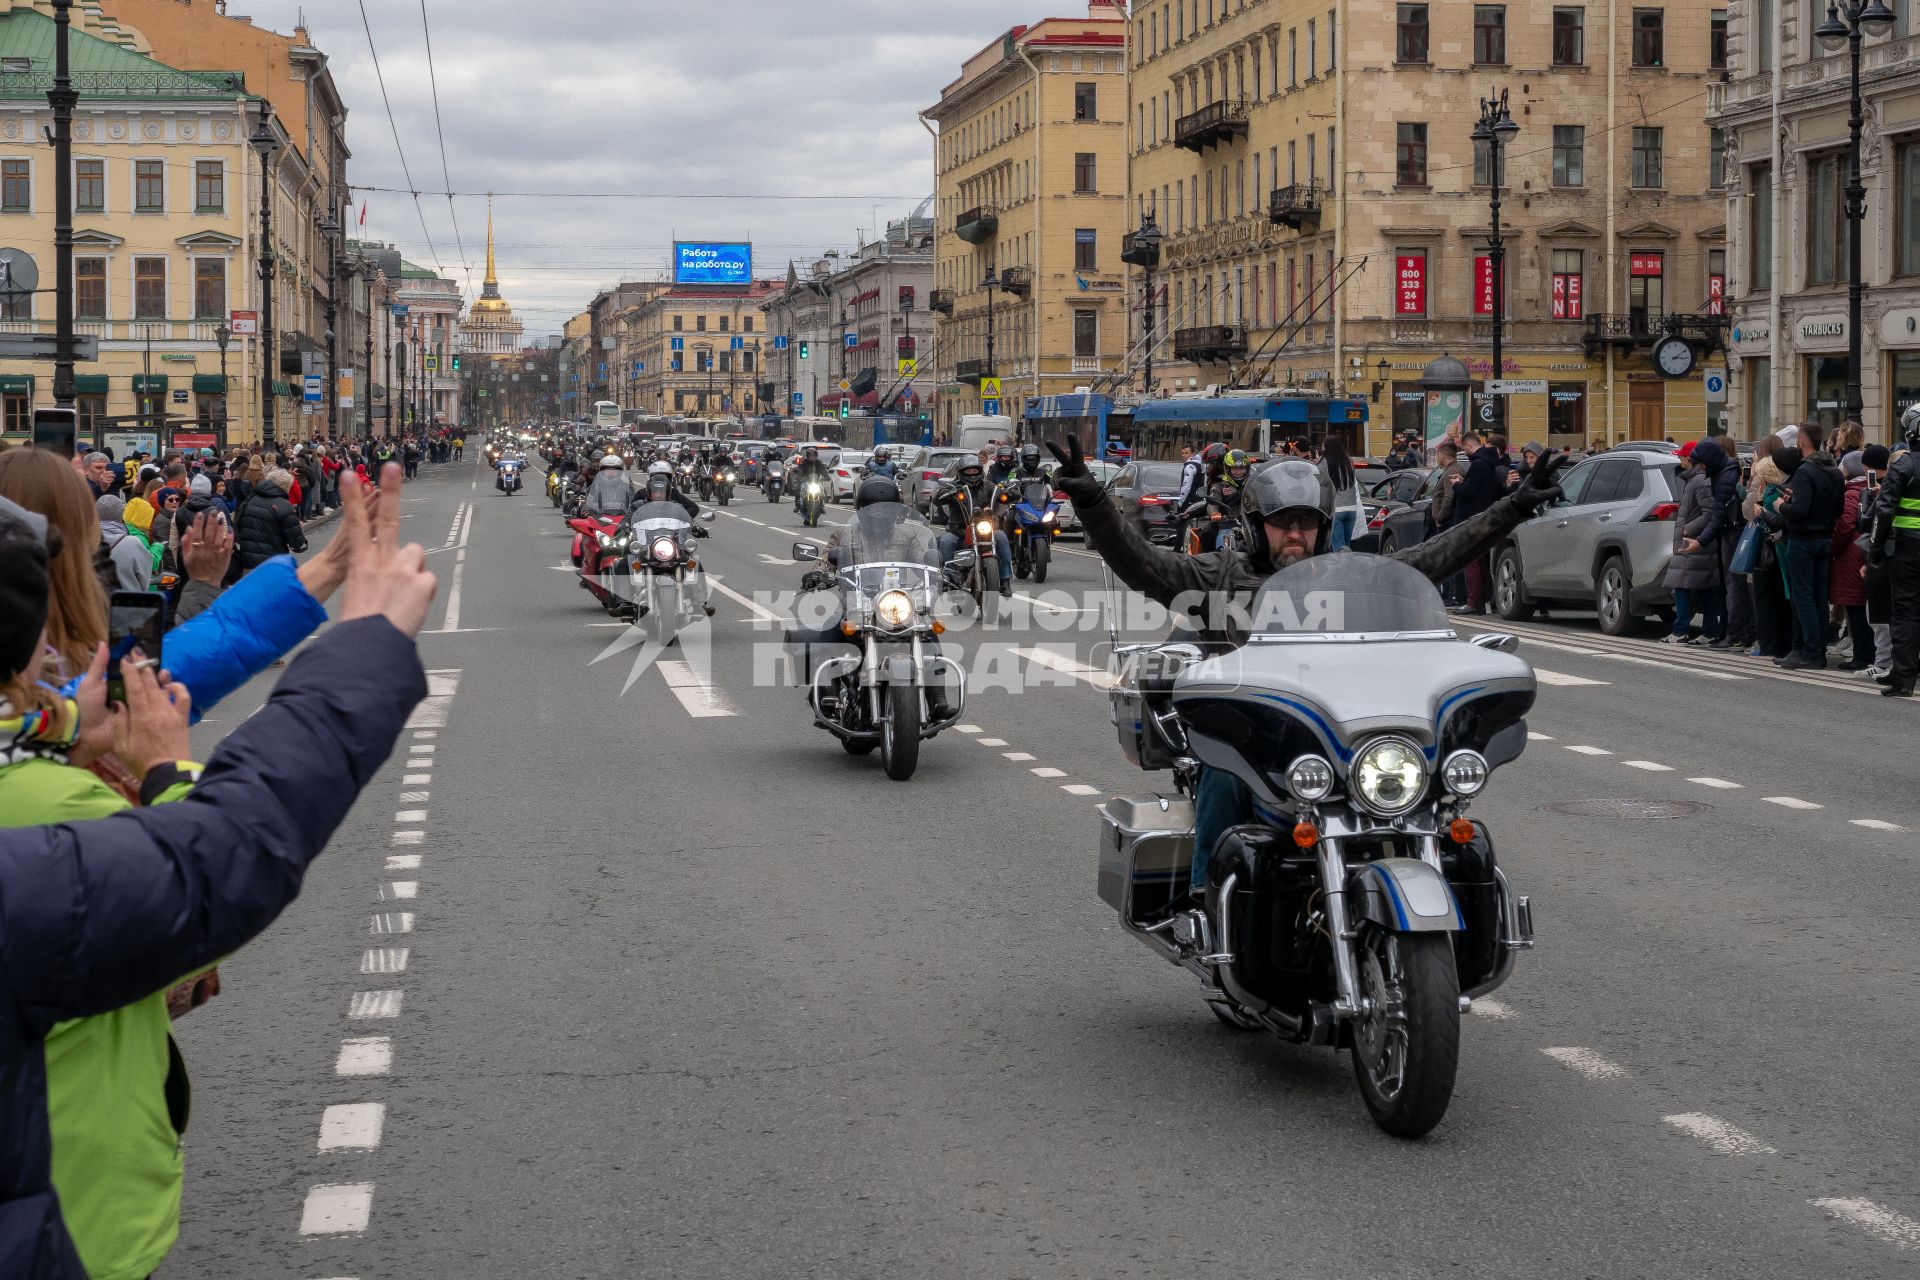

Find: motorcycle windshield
[1019,481,1054,508]
[628,501,691,536]
[841,502,942,594]
[1247,553,1454,641]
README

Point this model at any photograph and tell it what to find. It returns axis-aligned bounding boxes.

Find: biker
[639,461,702,522]
[1869,404,1920,698]
[1174,442,1226,547]
[987,445,1017,486]
[1015,442,1052,484]
[866,445,899,479]
[1179,448,1250,554]
[790,446,831,512]
[933,458,1015,597]
[584,454,634,515]
[1047,433,1570,899]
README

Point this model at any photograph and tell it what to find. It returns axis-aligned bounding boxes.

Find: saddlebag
[1108,648,1195,771]
[1097,796,1194,922]
[1441,820,1502,992]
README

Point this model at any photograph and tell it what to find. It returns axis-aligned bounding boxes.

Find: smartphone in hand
[32,408,78,458]
[107,591,168,705]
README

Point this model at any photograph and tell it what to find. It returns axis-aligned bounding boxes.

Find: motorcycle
[623,501,716,642]
[789,502,967,781]
[763,461,786,503]
[546,468,565,508]
[1097,553,1536,1138]
[1181,495,1243,557]
[497,459,524,495]
[695,461,714,502]
[712,466,736,507]
[567,508,627,578]
[938,489,1000,611]
[800,479,826,528]
[1003,479,1062,583]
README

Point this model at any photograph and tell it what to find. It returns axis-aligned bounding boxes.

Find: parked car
[1350,467,1431,554]
[912,447,980,512]
[1057,460,1121,537]
[1491,450,1686,635]
[1104,460,1187,545]
[829,451,872,501]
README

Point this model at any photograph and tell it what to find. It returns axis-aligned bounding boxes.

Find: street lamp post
[981,270,999,381]
[361,263,376,438]
[48,0,77,414]
[1816,0,1897,423]
[839,306,851,416]
[250,102,279,448]
[1471,90,1520,432]
[395,340,407,439]
[213,322,232,450]
[1131,213,1165,396]
[319,210,340,439]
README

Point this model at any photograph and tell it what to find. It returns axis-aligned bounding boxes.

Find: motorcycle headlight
[1351,737,1429,817]
[874,589,915,629]
[974,519,995,539]
[726,471,737,482]
[807,482,822,495]
[596,532,612,547]
[1441,749,1490,797]
[651,536,678,563]
[1285,755,1336,802]
[614,529,631,547]
[1041,510,1056,523]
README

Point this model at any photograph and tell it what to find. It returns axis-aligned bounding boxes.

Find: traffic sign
[730,336,744,350]
[837,379,851,393]
[897,358,917,377]
[773,335,789,350]
[0,332,99,360]
[1704,371,1728,402]
[425,354,439,373]
[791,392,805,408]
[1487,379,1547,395]
[670,337,684,352]
[983,398,1001,415]
[303,374,323,403]
[229,310,259,336]
[844,333,858,349]
[980,377,1001,399]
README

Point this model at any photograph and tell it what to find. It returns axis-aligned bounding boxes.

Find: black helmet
[646,474,672,502]
[1237,459,1333,572]
[958,459,985,482]
[854,476,903,509]
[872,445,890,461]
[994,445,1014,466]
[1904,403,1920,449]
[1019,443,1042,469]
[1201,442,1228,471]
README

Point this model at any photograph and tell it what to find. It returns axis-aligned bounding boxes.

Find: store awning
[0,375,34,395]
[270,379,294,398]
[74,375,109,395]
[192,374,228,393]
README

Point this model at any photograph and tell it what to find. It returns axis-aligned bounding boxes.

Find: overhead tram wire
[418,0,472,289]
[356,0,443,276]
[346,185,928,203]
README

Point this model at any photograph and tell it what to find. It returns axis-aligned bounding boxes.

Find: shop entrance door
[1628,381,1665,440]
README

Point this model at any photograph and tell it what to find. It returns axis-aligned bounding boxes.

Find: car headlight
[1041,510,1056,523]
[1351,737,1428,817]
[1441,749,1490,797]
[596,532,612,547]
[651,536,678,562]
[974,519,995,539]
[1285,755,1336,802]
[874,589,915,629]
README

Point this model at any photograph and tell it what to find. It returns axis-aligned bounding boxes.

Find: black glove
[693,525,709,539]
[800,570,830,592]
[1045,435,1106,510]
[1510,452,1574,514]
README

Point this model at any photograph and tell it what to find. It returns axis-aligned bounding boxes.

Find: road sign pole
[48,0,77,415]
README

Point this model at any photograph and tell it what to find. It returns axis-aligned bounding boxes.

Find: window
[743,315,754,332]
[1750,162,1773,289]
[1551,249,1584,318]
[719,315,729,332]
[1552,126,1585,186]
[1205,169,1215,222]
[0,284,26,321]
[1473,138,1493,187]
[1758,0,1774,68]
[1709,127,1726,189]
[1289,28,1298,86]
[1747,357,1771,433]
[1396,3,1429,63]
[1288,140,1297,184]
[193,258,225,320]
[1074,152,1096,193]
[0,159,26,212]
[76,257,105,319]
[1552,6,1585,65]
[695,314,707,332]
[1900,143,1920,277]
[1632,8,1663,67]
[742,350,755,373]
[195,160,223,212]
[1808,152,1844,285]
[1396,123,1428,186]
[75,159,103,213]
[1707,248,1726,315]
[1628,251,1664,330]
[3,394,26,437]
[1710,9,1728,69]
[1075,228,1098,271]
[1474,6,1507,64]
[672,315,683,331]
[1328,8,1337,72]
[1074,309,1098,359]
[1631,127,1663,188]
[134,257,166,320]
[1075,81,1096,121]
[1547,383,1588,446]
[1307,19,1318,76]
[135,159,163,212]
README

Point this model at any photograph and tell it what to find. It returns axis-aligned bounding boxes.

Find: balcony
[1120,228,1163,268]
[1174,97,1249,153]
[929,287,955,315]
[1269,183,1322,231]
[954,357,991,386]
[955,205,999,245]
[999,266,1032,298]
[1172,324,1248,363]
[1071,357,1103,374]
[1582,312,1729,358]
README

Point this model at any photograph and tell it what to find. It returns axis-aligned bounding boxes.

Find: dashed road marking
[1622,760,1674,772]
[318,1104,385,1152]
[976,737,1009,747]
[1542,1047,1627,1080]
[398,790,429,803]
[349,990,403,1019]
[955,724,983,734]
[1031,767,1068,778]
[1688,777,1745,789]
[385,854,421,871]
[393,810,428,823]
[1013,644,1117,689]
[658,659,739,718]
[1811,1198,1920,1251]
[1534,668,1609,687]
[1003,751,1037,762]
[1851,818,1907,831]
[334,1036,392,1077]
[370,913,414,935]
[1763,795,1823,811]
[299,1183,373,1236]
[1565,745,1613,756]
[402,773,433,785]
[382,881,418,900]
[1662,1113,1776,1155]
[1527,732,1554,741]
[1469,998,1515,1019]
[360,948,408,974]
[390,830,425,846]
[1062,783,1104,797]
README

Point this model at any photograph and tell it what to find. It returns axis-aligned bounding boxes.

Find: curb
[301,506,343,534]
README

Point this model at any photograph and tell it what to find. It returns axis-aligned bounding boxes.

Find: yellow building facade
[924,1,1132,438]
[623,280,780,418]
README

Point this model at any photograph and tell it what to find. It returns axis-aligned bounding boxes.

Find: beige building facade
[924,1,1132,439]
[1128,0,1729,452]
[622,278,782,418]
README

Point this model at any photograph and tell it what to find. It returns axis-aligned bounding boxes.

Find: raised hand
[337,463,438,638]
[1044,434,1088,481]
[178,511,235,584]
[1512,452,1574,514]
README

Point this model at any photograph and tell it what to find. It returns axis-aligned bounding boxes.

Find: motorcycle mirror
[792,540,822,561]
[699,509,718,523]
[1468,632,1520,654]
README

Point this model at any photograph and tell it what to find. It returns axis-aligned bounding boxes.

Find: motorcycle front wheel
[1350,928,1459,1139]
[880,681,921,781]
[1032,537,1051,584]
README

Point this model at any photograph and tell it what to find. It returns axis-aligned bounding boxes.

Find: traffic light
[798,341,810,360]
[838,402,849,420]
[451,355,462,372]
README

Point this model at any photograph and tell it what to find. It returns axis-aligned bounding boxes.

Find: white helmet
[601,455,625,469]
[1903,403,1920,448]
[648,461,673,477]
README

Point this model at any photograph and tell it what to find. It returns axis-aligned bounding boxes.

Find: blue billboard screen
[674,241,753,286]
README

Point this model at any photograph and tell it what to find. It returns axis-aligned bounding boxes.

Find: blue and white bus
[1127,394,1370,463]
[1021,393,1134,460]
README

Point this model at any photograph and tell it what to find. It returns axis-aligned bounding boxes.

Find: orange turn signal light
[1292,822,1319,849]
[931,620,945,635]
[839,620,858,636]
[1449,817,1476,844]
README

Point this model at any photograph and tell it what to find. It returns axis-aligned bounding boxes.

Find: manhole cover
[1545,798,1711,819]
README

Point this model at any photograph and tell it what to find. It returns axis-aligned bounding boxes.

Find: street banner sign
[983,398,1001,415]
[980,377,1001,399]
[228,309,259,336]
[1487,379,1547,395]
[339,368,355,409]
[0,333,100,360]
[173,432,216,450]
[388,304,409,318]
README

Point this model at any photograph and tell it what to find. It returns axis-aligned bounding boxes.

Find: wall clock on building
[1653,335,1695,379]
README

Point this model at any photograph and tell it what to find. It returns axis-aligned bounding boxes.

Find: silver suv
[1491,450,1686,635]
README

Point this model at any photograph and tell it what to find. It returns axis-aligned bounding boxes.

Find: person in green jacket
[0,627,200,1280]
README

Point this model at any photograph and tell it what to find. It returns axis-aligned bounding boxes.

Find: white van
[954,414,1017,454]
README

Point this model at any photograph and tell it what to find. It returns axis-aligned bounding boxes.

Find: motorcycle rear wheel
[1350,928,1459,1139]
[881,681,921,781]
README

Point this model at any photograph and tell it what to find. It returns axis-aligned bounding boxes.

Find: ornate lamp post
[1129,213,1164,395]
[249,102,280,446]
[213,321,232,449]
[1470,90,1519,430]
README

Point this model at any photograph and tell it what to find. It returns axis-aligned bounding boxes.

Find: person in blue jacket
[0,468,436,1280]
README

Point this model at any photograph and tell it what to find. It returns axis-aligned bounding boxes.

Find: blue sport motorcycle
[1001,478,1062,584]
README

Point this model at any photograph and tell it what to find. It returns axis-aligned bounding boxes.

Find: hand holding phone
[109,658,192,778]
[107,591,168,705]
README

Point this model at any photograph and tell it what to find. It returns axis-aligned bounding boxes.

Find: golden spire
[473,195,510,314]
[484,198,498,289]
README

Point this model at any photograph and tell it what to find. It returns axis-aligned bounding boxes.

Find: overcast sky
[223,1,1057,336]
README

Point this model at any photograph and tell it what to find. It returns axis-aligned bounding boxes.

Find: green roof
[0,10,248,101]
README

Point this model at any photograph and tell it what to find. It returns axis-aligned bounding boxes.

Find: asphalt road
[161,456,1920,1278]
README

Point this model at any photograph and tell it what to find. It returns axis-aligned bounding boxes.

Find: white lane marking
[349,990,403,1019]
[369,913,414,935]
[1812,1198,1920,1250]
[334,1036,392,1077]
[385,854,422,870]
[1565,745,1613,756]
[976,737,1009,747]
[403,774,433,785]
[1534,668,1609,687]
[1013,644,1116,689]
[1851,818,1907,832]
[1541,1047,1627,1080]
[390,830,425,846]
[1062,784,1104,797]
[1511,636,1608,657]
[413,730,438,739]
[1003,751,1037,762]
[1621,760,1674,772]
[1600,652,1749,680]
[1469,997,1516,1020]
[1010,591,1096,615]
[441,556,465,631]
[318,1103,386,1152]
[398,790,429,803]
[1763,795,1824,811]
[741,518,766,527]
[393,810,427,823]
[1688,777,1745,789]
[1527,732,1554,741]
[955,724,983,734]
[361,948,408,974]
[299,1183,373,1236]
[1662,1113,1776,1155]
[409,743,436,754]
[382,881,418,900]
[706,577,785,624]
[1031,767,1068,778]
[657,659,739,718]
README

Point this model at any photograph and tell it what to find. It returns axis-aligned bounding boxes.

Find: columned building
[623,278,783,418]
[460,206,524,360]
[1712,1,1920,439]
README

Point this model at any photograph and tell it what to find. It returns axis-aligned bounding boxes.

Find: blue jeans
[1671,586,1725,640]
[1191,765,1250,893]
[1330,509,1357,551]
[936,529,1012,585]
[1781,537,1831,660]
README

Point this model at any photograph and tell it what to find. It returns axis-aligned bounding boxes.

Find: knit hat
[1775,423,1799,450]
[96,493,126,524]
[0,496,52,683]
[1677,440,1698,460]
[189,472,213,496]
[1863,444,1891,471]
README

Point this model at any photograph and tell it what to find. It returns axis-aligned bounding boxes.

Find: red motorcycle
[568,511,633,614]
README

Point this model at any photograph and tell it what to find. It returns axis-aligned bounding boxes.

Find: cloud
[216,0,1054,331]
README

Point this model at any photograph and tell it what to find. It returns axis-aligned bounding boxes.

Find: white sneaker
[1659,633,1694,645]
[1859,664,1890,681]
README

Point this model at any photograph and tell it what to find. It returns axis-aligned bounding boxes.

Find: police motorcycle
[496,453,525,495]
[789,499,967,781]
[1098,553,1537,1138]
[614,498,716,643]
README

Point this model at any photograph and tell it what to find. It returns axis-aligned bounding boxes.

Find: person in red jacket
[1831,451,1873,670]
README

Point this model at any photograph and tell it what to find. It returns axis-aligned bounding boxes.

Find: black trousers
[1889,537,1920,689]
[1750,562,1793,658]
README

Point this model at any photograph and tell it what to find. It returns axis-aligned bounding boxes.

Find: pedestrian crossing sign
[980,377,1001,398]
[897,358,917,377]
